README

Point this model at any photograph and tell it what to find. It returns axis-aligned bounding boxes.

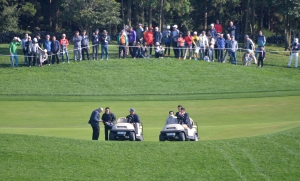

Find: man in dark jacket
[81,30,90,61]
[177,107,191,129]
[51,36,60,64]
[154,27,162,45]
[101,107,116,140]
[126,108,140,134]
[227,21,236,38]
[92,29,100,60]
[88,107,103,140]
[24,36,33,67]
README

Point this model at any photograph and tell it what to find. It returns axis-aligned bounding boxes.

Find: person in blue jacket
[92,29,100,60]
[216,34,225,63]
[163,25,171,57]
[88,107,103,140]
[100,30,111,60]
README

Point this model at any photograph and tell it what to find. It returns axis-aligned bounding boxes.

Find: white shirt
[165,115,178,125]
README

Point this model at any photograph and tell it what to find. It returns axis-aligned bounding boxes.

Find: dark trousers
[32,52,37,65]
[119,44,126,58]
[215,45,218,60]
[27,53,32,66]
[104,125,112,140]
[91,125,100,140]
[223,50,229,62]
[178,46,184,58]
[164,42,171,56]
[258,57,264,67]
[172,41,178,58]
[82,46,90,60]
[51,51,60,64]
[218,49,224,62]
[92,44,99,60]
[23,48,28,64]
[208,48,214,61]
[129,42,135,57]
[148,45,153,55]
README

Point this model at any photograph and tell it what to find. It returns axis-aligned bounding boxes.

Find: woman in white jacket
[198,31,209,60]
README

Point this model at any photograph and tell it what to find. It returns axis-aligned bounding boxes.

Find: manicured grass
[1,127,300,180]
[1,96,300,141]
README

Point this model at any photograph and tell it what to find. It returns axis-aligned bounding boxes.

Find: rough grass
[1,127,300,180]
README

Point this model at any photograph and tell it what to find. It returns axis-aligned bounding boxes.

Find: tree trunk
[159,0,164,31]
[284,15,292,51]
[260,5,263,30]
[121,0,125,28]
[244,0,251,47]
[148,4,152,27]
[219,2,223,24]
[127,0,132,26]
[268,9,271,31]
[251,0,255,39]
[204,3,207,30]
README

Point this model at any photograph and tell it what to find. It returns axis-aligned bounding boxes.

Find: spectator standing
[256,30,266,58]
[51,36,60,64]
[216,34,225,63]
[9,37,21,67]
[32,38,39,66]
[192,31,200,60]
[177,33,185,59]
[171,25,180,58]
[88,108,103,140]
[101,107,116,141]
[43,35,52,65]
[117,30,128,59]
[257,46,266,68]
[163,25,171,57]
[207,34,215,62]
[215,20,223,34]
[92,29,100,60]
[287,38,300,68]
[25,36,33,67]
[21,33,28,65]
[184,31,193,60]
[128,26,136,58]
[81,30,90,61]
[208,24,218,40]
[101,30,111,60]
[244,35,257,64]
[36,34,43,48]
[223,34,231,63]
[154,27,162,45]
[228,36,238,64]
[136,23,144,43]
[199,31,209,60]
[144,27,154,56]
[60,34,70,63]
[228,21,236,38]
[72,31,82,61]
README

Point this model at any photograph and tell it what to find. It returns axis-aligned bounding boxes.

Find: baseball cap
[193,31,197,35]
[245,35,249,38]
[129,108,135,112]
[172,25,178,28]
[166,25,170,29]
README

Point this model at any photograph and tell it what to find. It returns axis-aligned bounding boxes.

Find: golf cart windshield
[117,117,127,123]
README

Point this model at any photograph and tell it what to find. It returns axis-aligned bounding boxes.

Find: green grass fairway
[1,96,300,141]
[0,43,300,180]
[1,127,300,180]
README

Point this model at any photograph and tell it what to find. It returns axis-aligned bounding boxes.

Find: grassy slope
[1,127,300,180]
[0,96,300,141]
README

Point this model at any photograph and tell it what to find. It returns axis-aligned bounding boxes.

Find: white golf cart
[159,118,199,141]
[109,117,144,141]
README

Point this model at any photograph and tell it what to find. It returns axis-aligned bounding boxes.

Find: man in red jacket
[215,20,222,34]
[144,27,154,56]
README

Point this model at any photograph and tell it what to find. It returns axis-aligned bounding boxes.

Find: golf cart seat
[117,117,127,123]
[190,118,198,129]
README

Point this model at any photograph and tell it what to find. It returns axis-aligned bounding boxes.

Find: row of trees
[0,0,299,48]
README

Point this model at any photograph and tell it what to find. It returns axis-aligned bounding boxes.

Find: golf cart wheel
[109,132,115,141]
[129,132,136,141]
[159,134,165,141]
[191,133,198,141]
[178,132,185,141]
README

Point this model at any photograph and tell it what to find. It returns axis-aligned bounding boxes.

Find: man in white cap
[21,33,28,65]
[171,25,179,58]
[223,34,231,63]
[9,37,21,67]
[162,25,171,57]
[288,38,300,68]
[199,31,209,60]
[88,107,103,140]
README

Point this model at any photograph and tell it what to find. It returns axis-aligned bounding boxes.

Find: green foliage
[0,5,19,33]
[61,0,121,30]
[20,2,36,17]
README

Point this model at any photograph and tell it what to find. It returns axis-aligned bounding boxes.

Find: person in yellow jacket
[9,37,22,67]
[192,32,200,60]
